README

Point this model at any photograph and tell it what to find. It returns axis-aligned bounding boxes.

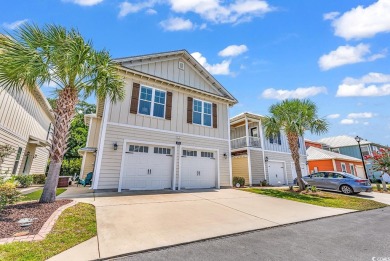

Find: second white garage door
[267,161,286,186]
[181,149,216,189]
[122,144,173,190]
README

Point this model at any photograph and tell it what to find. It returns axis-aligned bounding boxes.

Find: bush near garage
[233,177,246,187]
[31,174,46,184]
[14,175,33,188]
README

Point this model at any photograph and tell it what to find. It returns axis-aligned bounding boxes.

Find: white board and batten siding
[263,128,306,156]
[121,58,221,96]
[0,88,52,174]
[108,77,229,140]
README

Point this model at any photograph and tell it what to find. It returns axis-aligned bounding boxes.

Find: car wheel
[340,185,354,195]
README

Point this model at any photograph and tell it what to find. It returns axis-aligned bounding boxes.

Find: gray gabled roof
[114,50,237,103]
[318,135,371,148]
[307,147,362,162]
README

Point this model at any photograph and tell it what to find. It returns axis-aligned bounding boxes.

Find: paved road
[109,207,390,261]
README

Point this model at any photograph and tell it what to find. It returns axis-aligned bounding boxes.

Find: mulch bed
[0,199,72,239]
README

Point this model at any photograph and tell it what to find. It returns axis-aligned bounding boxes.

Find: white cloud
[261,86,327,100]
[199,23,207,30]
[336,72,390,97]
[347,112,375,119]
[2,19,28,30]
[363,122,369,126]
[330,0,390,40]
[327,114,340,119]
[340,119,357,125]
[160,17,194,31]
[145,9,157,15]
[119,0,273,24]
[64,0,103,6]
[218,44,248,57]
[318,43,386,71]
[118,1,156,17]
[323,11,339,21]
[191,52,231,75]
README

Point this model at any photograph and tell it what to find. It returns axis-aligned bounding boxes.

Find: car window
[332,173,344,179]
[323,173,329,178]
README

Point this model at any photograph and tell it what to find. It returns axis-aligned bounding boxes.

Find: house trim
[92,97,110,190]
[227,104,233,187]
[106,122,229,142]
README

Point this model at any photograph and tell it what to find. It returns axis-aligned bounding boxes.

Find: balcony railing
[231,136,261,150]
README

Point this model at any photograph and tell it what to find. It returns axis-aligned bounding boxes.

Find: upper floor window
[138,86,166,118]
[250,127,258,137]
[193,99,212,127]
[269,132,281,145]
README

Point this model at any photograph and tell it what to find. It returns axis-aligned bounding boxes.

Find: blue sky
[1,0,390,145]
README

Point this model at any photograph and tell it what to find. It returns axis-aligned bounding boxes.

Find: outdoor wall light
[24,151,30,157]
[113,142,118,151]
[265,156,269,162]
[223,153,228,159]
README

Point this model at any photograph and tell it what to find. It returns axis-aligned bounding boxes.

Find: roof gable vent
[178,61,184,70]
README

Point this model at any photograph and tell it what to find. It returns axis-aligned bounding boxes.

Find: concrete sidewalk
[50,189,353,260]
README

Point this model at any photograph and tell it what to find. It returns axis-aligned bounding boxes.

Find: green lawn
[0,203,96,261]
[21,188,66,202]
[245,188,388,211]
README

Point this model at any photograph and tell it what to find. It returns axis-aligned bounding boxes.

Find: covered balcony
[230,113,263,151]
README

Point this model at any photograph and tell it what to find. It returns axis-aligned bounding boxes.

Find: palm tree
[263,99,328,190]
[0,24,124,202]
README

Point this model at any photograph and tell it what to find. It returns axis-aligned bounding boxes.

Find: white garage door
[291,163,308,181]
[181,149,216,189]
[122,144,173,190]
[267,161,286,186]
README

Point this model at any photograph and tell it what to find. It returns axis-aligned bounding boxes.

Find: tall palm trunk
[40,86,78,203]
[287,133,305,190]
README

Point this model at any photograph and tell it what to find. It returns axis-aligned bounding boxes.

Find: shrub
[31,174,46,184]
[233,177,245,187]
[0,182,21,211]
[14,175,33,188]
[261,180,268,186]
[311,185,317,192]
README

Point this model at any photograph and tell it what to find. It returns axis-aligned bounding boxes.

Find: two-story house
[0,87,53,176]
[79,50,238,191]
[230,112,307,186]
[318,135,389,180]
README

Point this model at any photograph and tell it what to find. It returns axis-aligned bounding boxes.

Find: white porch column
[245,116,252,186]
[259,119,268,182]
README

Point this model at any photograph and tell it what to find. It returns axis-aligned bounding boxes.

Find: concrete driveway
[52,188,353,260]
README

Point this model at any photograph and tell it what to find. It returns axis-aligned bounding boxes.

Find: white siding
[250,149,265,185]
[97,124,230,189]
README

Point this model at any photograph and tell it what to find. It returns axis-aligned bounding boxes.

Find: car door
[327,173,344,190]
[308,172,323,187]
[314,172,328,188]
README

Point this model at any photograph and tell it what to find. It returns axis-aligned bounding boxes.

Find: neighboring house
[230,112,308,186]
[305,139,325,150]
[318,135,389,180]
[0,87,53,176]
[79,50,237,191]
[307,147,365,178]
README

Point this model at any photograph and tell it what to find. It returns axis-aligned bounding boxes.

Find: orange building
[305,139,323,149]
[307,147,365,178]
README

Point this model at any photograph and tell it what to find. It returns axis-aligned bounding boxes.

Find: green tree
[0,24,124,202]
[263,99,329,190]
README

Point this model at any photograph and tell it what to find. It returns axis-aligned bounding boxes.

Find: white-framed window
[201,151,214,158]
[183,150,197,157]
[269,132,282,145]
[154,147,171,155]
[350,164,355,176]
[341,162,347,172]
[250,127,258,137]
[193,99,212,127]
[138,85,166,118]
[129,145,149,153]
[361,145,370,157]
